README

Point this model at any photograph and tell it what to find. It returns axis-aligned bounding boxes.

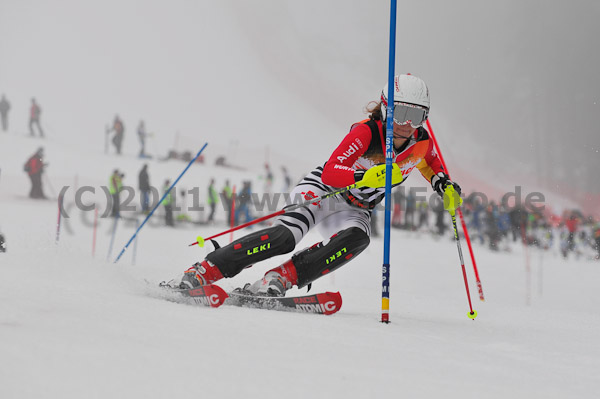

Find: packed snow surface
[1,134,599,399]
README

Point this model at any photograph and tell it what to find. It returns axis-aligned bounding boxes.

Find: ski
[158,282,229,308]
[158,282,342,315]
[226,290,342,315]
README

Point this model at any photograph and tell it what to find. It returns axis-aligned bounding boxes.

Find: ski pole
[113,143,208,263]
[190,181,363,247]
[55,193,63,244]
[426,119,485,301]
[445,186,477,320]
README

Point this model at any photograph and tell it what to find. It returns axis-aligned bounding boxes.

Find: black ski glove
[431,172,462,197]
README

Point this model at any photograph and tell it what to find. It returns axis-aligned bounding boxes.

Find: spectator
[264,163,273,193]
[24,147,46,199]
[109,169,124,217]
[163,179,174,226]
[138,164,151,214]
[207,178,219,223]
[221,180,233,225]
[110,115,125,155]
[137,120,147,158]
[0,94,10,132]
[235,181,253,225]
[563,212,579,258]
[282,166,291,193]
[29,98,44,137]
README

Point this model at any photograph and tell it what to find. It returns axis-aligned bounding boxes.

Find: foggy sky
[1,1,599,209]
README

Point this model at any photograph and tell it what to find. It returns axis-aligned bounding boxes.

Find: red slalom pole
[426,119,485,301]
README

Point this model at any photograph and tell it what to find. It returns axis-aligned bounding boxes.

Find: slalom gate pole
[132,219,139,266]
[92,207,98,257]
[425,119,485,301]
[55,194,63,244]
[190,182,362,247]
[381,0,397,324]
[113,143,208,263]
[450,209,477,320]
[107,216,119,261]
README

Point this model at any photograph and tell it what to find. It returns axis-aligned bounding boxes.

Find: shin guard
[293,227,370,288]
[205,225,296,278]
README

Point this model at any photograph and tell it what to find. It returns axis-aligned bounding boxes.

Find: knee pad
[293,227,370,288]
[206,225,296,278]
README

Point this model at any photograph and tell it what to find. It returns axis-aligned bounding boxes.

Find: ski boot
[245,260,298,297]
[180,260,224,289]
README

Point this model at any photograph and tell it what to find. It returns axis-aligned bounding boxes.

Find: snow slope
[1,132,599,399]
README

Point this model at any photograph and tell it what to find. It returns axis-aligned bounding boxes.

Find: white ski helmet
[380,74,430,121]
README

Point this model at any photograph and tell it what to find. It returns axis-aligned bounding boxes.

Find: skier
[109,169,123,217]
[110,115,125,155]
[0,94,10,132]
[29,98,44,137]
[206,178,218,223]
[138,164,151,214]
[24,147,46,199]
[175,74,460,296]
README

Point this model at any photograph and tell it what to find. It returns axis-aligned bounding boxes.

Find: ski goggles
[393,103,429,128]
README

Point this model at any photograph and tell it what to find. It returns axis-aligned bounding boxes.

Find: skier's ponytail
[366,101,382,121]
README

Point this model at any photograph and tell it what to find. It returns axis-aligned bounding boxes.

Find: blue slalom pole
[107,216,119,261]
[382,0,397,324]
[132,218,139,266]
[113,143,208,263]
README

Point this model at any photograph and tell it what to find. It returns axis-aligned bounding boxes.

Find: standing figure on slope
[163,179,174,227]
[175,74,461,296]
[29,98,44,137]
[206,178,219,224]
[137,120,148,158]
[264,163,273,194]
[0,94,11,132]
[109,169,124,217]
[138,164,151,214]
[24,147,46,199]
[110,115,125,155]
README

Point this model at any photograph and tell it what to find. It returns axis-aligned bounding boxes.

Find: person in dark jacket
[0,94,10,132]
[138,164,151,213]
[163,179,174,227]
[24,147,46,198]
